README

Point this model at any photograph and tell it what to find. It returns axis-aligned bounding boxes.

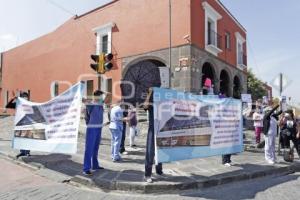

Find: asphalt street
[1,156,300,200]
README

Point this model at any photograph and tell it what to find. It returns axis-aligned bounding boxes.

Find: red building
[0,0,247,112]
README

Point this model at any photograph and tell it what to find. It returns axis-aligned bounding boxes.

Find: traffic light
[90,53,113,74]
[90,53,105,74]
[104,53,113,71]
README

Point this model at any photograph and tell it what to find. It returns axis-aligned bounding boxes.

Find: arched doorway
[219,70,230,96]
[121,59,166,105]
[202,62,216,94]
[233,76,242,99]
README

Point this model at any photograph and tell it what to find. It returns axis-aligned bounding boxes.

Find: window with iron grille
[225,32,231,49]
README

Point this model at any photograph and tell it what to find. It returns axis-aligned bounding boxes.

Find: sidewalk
[1,116,300,194]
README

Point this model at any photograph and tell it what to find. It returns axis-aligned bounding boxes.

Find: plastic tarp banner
[153,88,243,164]
[13,82,84,154]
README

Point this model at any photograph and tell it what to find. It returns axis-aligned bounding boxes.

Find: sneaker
[112,158,122,162]
[121,151,128,155]
[267,160,275,165]
[83,170,93,176]
[224,163,231,167]
[144,176,153,183]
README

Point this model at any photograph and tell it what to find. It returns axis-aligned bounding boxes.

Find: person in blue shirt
[83,90,108,175]
[109,101,127,162]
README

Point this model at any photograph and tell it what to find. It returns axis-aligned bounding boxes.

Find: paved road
[1,156,300,200]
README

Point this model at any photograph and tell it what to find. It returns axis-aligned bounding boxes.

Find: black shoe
[83,170,93,176]
[16,153,26,159]
[92,166,104,170]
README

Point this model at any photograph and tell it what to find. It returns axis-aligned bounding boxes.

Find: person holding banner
[83,90,107,175]
[6,91,31,159]
[144,88,164,183]
[263,105,281,164]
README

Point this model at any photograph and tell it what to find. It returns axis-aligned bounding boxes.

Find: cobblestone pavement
[1,156,300,200]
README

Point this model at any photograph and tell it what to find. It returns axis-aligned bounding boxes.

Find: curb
[70,163,300,194]
[0,151,42,171]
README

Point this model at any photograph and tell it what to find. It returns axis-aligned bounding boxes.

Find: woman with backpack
[279,110,300,161]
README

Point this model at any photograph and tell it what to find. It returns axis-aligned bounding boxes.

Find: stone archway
[219,70,230,96]
[201,62,216,94]
[233,75,242,99]
[121,59,166,105]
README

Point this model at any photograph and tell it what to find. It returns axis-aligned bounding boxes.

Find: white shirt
[253,112,263,127]
[268,116,277,136]
[109,105,123,130]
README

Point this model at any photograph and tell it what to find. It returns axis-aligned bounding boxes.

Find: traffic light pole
[169,0,172,69]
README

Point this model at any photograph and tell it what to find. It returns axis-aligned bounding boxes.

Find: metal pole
[169,0,172,88]
[279,73,282,96]
[169,0,172,67]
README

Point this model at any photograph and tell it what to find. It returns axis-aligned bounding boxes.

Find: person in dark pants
[222,154,232,166]
[119,108,128,154]
[279,110,299,157]
[83,90,106,175]
[6,92,31,159]
[218,93,232,166]
[144,88,163,183]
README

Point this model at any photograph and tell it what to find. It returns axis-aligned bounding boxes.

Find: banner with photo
[13,82,84,154]
[153,87,243,164]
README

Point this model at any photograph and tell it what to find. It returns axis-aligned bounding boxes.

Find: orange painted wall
[1,0,191,109]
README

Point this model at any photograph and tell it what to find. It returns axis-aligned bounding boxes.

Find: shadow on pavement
[180,173,300,200]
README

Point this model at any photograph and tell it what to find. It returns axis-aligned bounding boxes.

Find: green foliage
[247,70,267,101]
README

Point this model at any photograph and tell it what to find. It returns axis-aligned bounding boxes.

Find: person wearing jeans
[144,88,163,183]
[83,90,105,175]
[109,101,126,162]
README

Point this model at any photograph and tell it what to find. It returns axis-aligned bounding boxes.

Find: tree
[247,70,268,101]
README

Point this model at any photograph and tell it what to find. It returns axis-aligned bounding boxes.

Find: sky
[0,0,300,105]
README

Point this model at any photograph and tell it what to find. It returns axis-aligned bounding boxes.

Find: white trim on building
[235,32,246,70]
[202,1,223,56]
[92,22,115,54]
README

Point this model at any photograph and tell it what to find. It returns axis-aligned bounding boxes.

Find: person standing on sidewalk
[83,90,107,175]
[263,104,281,164]
[218,93,232,167]
[128,106,138,148]
[253,107,264,144]
[6,91,31,159]
[119,107,128,155]
[279,110,300,159]
[109,101,127,162]
[144,88,163,183]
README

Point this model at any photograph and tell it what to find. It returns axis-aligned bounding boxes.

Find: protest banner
[153,88,243,164]
[13,82,84,154]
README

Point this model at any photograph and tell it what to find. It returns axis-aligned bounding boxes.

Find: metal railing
[207,30,222,49]
[238,53,247,66]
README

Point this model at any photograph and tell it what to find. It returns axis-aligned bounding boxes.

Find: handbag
[283,147,294,162]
